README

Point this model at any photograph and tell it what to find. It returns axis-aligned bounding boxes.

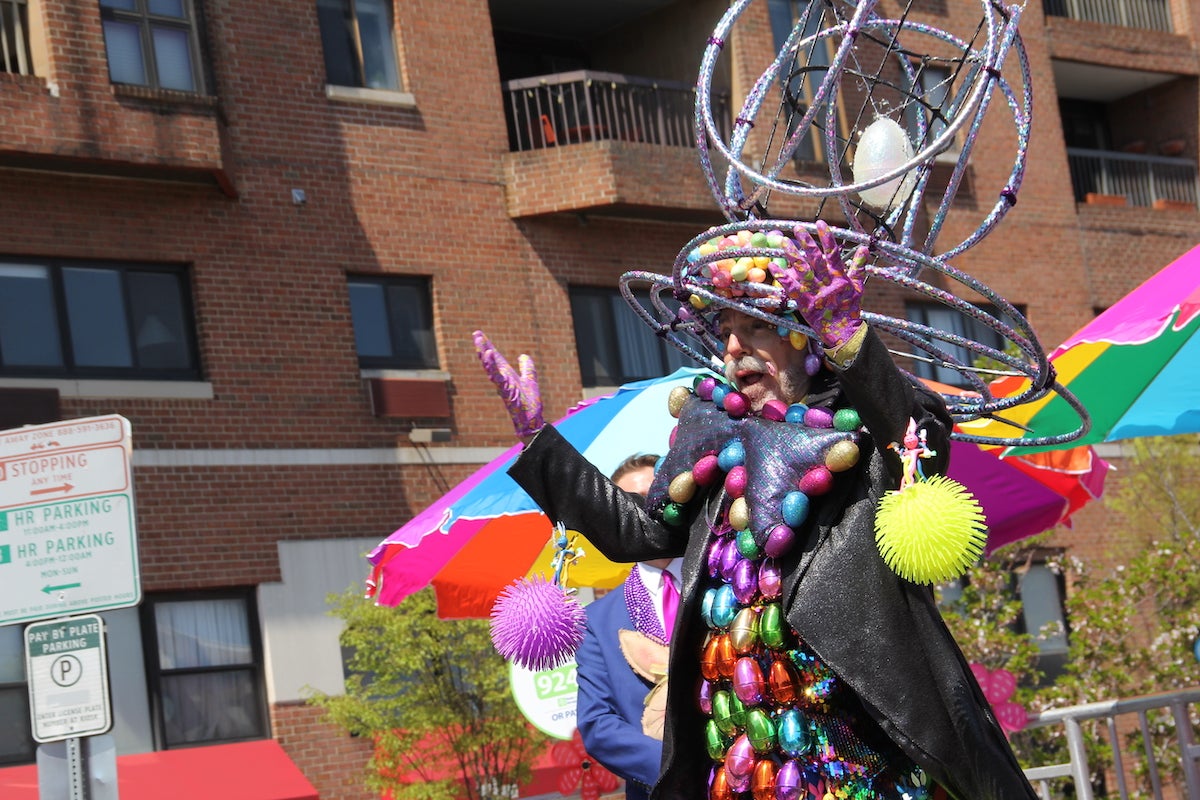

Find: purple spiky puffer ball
[490,576,586,671]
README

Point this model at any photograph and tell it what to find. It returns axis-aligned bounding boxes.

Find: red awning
[0,739,319,800]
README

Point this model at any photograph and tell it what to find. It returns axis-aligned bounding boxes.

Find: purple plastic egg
[699,679,714,715]
[761,399,788,422]
[732,558,759,604]
[725,465,748,498]
[803,406,834,428]
[724,391,749,418]
[775,760,802,800]
[758,559,782,599]
[798,465,834,496]
[719,538,743,581]
[708,537,725,578]
[696,376,717,401]
[764,524,795,558]
[693,453,721,486]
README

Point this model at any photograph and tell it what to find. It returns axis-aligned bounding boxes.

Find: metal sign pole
[66,737,89,800]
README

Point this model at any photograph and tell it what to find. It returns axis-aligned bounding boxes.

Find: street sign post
[0,415,140,626]
[25,614,112,742]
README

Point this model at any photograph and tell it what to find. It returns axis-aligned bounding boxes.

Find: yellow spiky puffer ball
[874,474,988,585]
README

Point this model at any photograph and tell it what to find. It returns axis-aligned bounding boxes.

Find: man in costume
[575,454,681,800]
[479,222,1037,800]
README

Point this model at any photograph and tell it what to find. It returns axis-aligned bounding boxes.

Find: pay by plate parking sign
[25,614,112,742]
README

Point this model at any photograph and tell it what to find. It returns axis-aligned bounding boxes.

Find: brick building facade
[0,0,1197,798]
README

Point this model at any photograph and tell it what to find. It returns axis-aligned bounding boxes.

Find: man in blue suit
[575,454,682,800]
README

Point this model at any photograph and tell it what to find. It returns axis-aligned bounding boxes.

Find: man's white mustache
[724,356,776,384]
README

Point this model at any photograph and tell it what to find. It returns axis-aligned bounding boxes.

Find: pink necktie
[661,570,679,642]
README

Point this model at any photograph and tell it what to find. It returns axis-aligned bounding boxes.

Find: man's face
[614,466,654,497]
[717,309,810,412]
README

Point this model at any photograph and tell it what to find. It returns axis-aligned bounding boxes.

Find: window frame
[0,623,34,766]
[903,301,1026,388]
[568,285,689,389]
[316,0,402,92]
[347,274,438,371]
[139,588,270,750]
[0,257,202,381]
[97,0,207,93]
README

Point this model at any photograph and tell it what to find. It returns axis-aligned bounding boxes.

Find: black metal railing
[1044,0,1172,32]
[1,0,32,75]
[1068,147,1198,209]
[502,69,730,152]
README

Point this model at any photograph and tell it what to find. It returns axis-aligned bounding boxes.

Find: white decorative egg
[853,117,916,210]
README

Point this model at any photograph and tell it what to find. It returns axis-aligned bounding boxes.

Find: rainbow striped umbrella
[962,243,1200,451]
[366,369,1107,617]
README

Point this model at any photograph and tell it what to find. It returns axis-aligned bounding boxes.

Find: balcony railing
[1044,0,1172,32]
[1,0,32,75]
[502,69,730,153]
[1018,688,1200,800]
[1068,148,1198,210]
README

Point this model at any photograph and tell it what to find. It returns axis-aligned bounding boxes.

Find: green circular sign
[509,659,579,740]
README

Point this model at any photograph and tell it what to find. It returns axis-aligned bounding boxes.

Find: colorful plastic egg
[731,258,752,281]
[711,384,729,407]
[724,465,748,498]
[725,735,756,782]
[764,524,795,559]
[752,758,778,800]
[661,502,686,526]
[718,540,742,583]
[699,679,714,714]
[824,440,859,473]
[716,635,737,678]
[669,470,698,503]
[833,407,861,431]
[712,690,738,736]
[784,404,808,424]
[723,391,749,418]
[775,760,802,800]
[759,602,785,649]
[667,386,691,418]
[718,440,745,471]
[762,399,788,421]
[701,636,723,681]
[780,490,810,528]
[693,453,722,486]
[758,560,782,600]
[728,497,751,531]
[777,709,810,756]
[736,528,762,559]
[696,376,717,401]
[769,658,800,705]
[729,606,760,654]
[803,407,834,428]
[732,558,759,605]
[710,767,734,800]
[745,708,777,753]
[728,692,748,728]
[733,656,766,705]
[788,330,809,351]
[711,584,737,629]
[798,466,833,496]
[706,720,730,761]
[702,587,718,629]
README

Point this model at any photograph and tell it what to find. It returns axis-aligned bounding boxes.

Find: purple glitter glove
[473,330,545,440]
[770,220,869,348]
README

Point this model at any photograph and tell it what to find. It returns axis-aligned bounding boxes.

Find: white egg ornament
[853,117,916,210]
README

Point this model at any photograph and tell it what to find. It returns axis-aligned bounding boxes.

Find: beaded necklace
[647,375,930,800]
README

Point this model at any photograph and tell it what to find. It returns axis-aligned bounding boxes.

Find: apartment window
[141,591,268,749]
[570,286,689,388]
[0,259,200,380]
[347,276,437,369]
[316,0,400,91]
[1,0,33,76]
[1017,562,1069,681]
[98,0,204,92]
[905,64,960,156]
[904,302,1024,387]
[768,0,839,164]
[0,625,34,766]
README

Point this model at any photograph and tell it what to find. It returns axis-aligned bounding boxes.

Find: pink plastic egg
[725,466,748,498]
[798,465,833,496]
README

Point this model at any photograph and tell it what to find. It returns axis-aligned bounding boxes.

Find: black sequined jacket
[509,327,1037,800]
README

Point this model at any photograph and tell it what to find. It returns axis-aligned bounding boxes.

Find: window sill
[325,84,416,108]
[359,368,449,381]
[0,377,214,400]
[113,83,218,109]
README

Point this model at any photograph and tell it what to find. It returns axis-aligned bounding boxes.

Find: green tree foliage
[308,588,548,800]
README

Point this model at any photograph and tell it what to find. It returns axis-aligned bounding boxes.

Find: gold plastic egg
[668,386,691,418]
[729,497,751,531]
[669,471,698,504]
[824,440,860,472]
